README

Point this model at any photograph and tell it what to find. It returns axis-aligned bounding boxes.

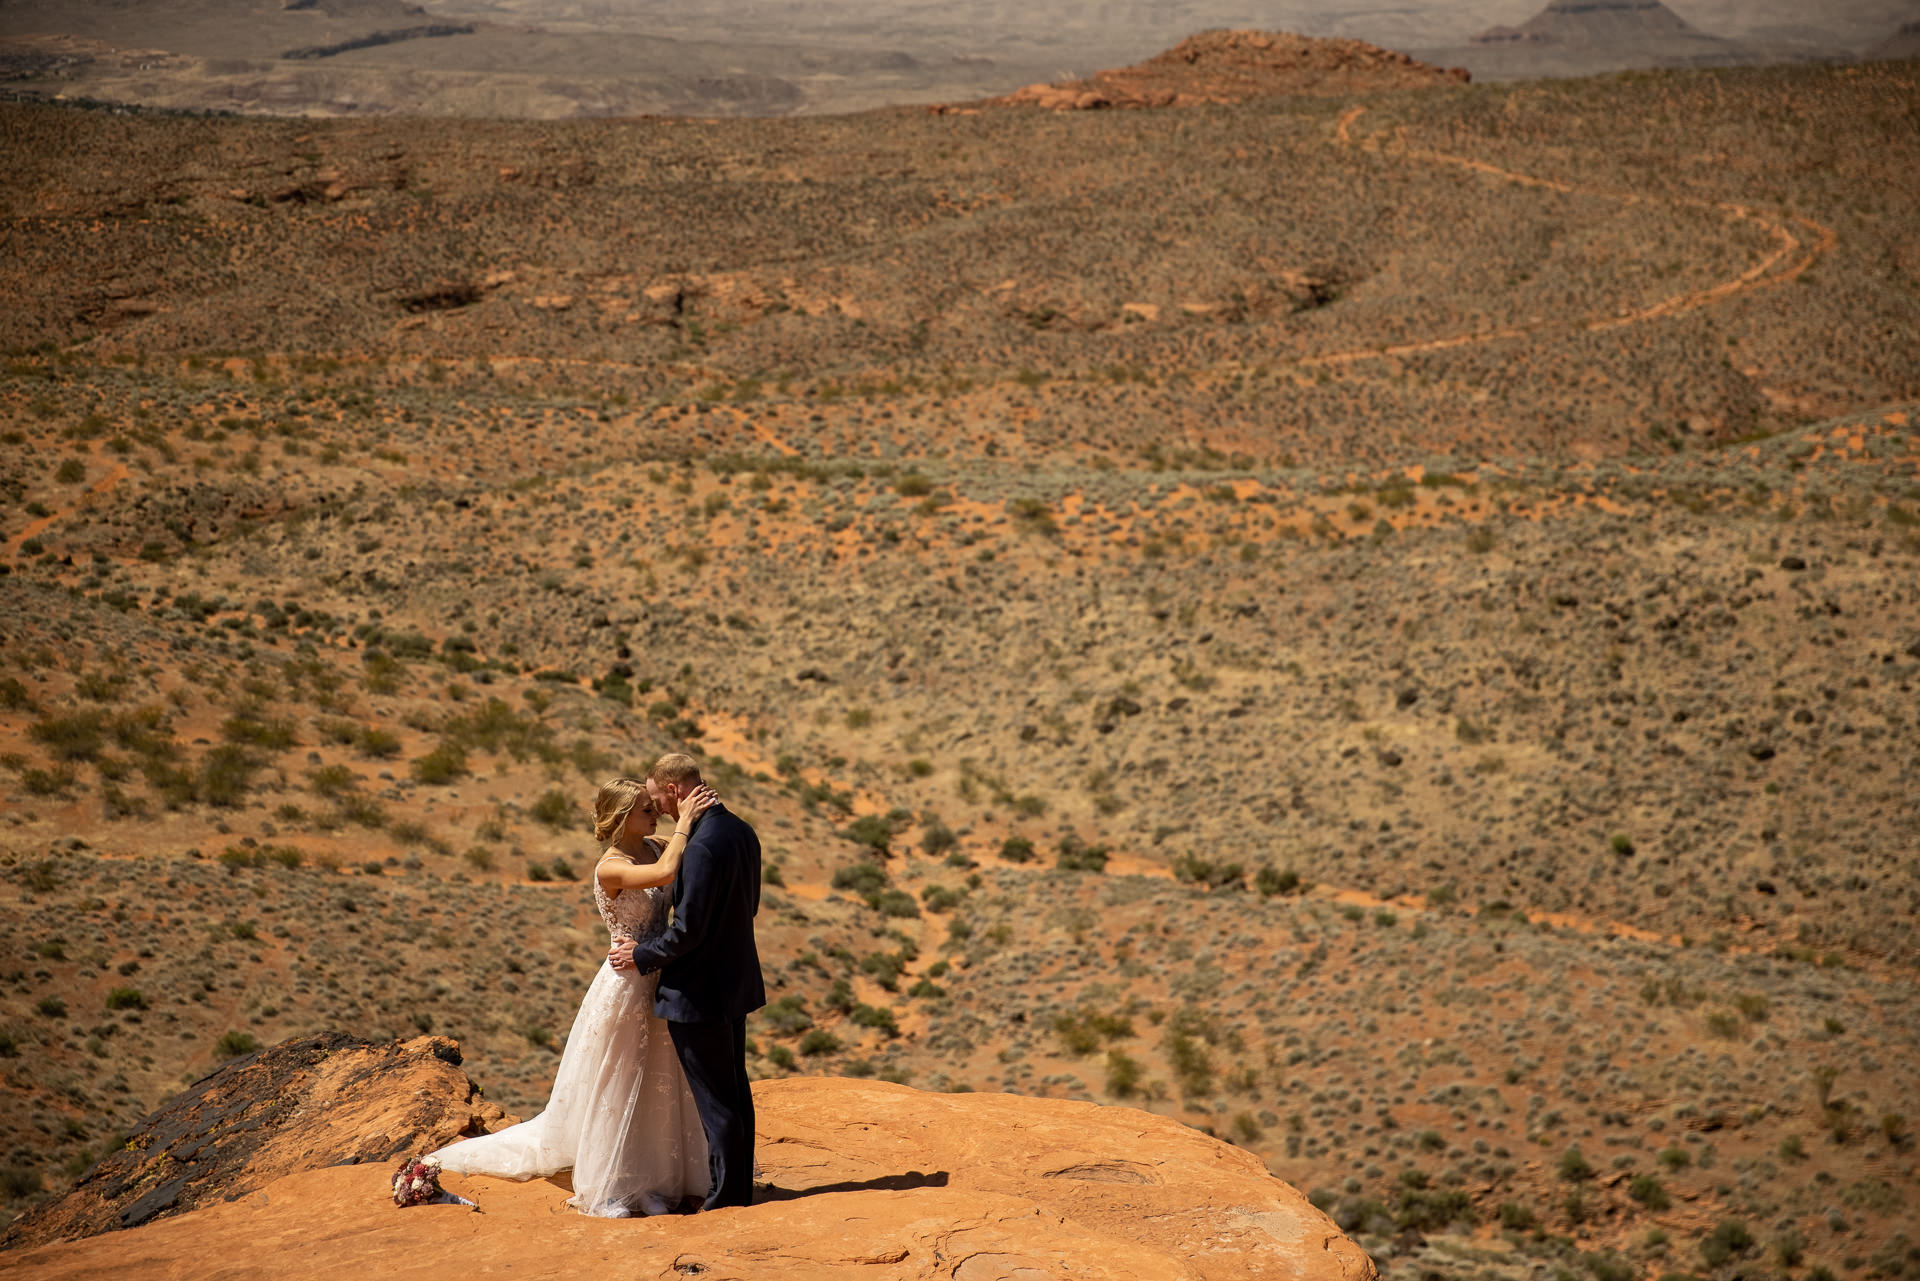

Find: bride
[432,777,716,1216]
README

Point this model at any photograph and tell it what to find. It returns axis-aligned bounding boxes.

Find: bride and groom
[432,753,766,1216]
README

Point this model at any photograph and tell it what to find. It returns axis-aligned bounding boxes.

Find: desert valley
[0,11,1917,1281]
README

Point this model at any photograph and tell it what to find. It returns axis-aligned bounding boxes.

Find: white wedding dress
[432,871,710,1216]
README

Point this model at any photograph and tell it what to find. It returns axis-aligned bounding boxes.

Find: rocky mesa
[3,1034,1374,1280]
[988,29,1468,111]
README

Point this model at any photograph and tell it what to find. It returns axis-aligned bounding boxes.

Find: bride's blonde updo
[592,777,649,844]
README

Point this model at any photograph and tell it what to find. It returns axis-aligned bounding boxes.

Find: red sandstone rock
[3,1033,507,1251]
[2,1042,1374,1281]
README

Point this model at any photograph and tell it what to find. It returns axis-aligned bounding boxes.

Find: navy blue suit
[625,802,765,1209]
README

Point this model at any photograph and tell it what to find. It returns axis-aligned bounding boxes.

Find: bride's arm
[595,787,717,891]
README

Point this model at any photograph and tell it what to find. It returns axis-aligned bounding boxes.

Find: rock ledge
[3,1035,1373,1281]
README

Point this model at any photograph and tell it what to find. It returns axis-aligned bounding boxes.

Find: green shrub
[1053,1008,1135,1056]
[859,951,907,990]
[1580,1252,1633,1281]
[1700,1220,1754,1268]
[21,765,75,796]
[1106,1050,1143,1097]
[999,836,1034,863]
[36,995,66,1018]
[337,794,389,829]
[920,884,964,912]
[798,1029,840,1056]
[841,814,893,854]
[1055,836,1108,873]
[1255,865,1301,896]
[1557,1146,1594,1181]
[357,727,402,758]
[29,712,108,761]
[1173,853,1244,889]
[199,745,260,807]
[1628,1174,1670,1209]
[760,995,811,1035]
[530,789,574,830]
[222,715,296,749]
[216,1030,261,1058]
[1395,1188,1474,1231]
[1,1165,43,1199]
[850,1004,899,1037]
[104,988,145,1011]
[411,741,469,785]
[308,763,357,796]
[874,889,920,918]
[1167,1031,1213,1097]
[832,859,888,903]
[1497,1202,1537,1230]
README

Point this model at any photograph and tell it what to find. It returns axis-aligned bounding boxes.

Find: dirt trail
[6,445,129,558]
[1320,106,1833,362]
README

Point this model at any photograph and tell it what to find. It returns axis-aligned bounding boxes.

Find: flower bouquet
[392,1154,478,1210]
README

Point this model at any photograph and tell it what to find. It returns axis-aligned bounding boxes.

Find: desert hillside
[1,50,1918,1281]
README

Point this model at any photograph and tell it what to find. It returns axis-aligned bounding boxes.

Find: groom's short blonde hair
[649,752,702,788]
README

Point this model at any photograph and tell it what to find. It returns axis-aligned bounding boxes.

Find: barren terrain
[1,51,1918,1281]
[2,0,1911,118]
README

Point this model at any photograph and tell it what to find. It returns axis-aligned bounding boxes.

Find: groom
[607,752,765,1211]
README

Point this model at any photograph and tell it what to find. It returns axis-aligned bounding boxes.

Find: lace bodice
[592,865,670,945]
[434,843,709,1217]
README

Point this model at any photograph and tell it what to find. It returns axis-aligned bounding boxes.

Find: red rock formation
[3,1032,507,1251]
[987,29,1468,111]
[1,1035,1374,1281]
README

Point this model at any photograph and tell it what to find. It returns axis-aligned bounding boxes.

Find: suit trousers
[666,1016,755,1210]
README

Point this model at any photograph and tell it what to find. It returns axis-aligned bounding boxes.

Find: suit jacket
[626,801,766,1023]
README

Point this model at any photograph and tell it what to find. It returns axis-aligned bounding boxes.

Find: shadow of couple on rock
[753,1170,949,1203]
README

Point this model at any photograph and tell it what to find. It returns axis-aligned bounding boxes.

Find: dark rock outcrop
[2,1032,506,1251]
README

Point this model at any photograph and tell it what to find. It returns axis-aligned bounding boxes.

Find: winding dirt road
[1314,106,1834,366]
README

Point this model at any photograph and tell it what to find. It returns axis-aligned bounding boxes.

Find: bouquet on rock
[392,1154,479,1209]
